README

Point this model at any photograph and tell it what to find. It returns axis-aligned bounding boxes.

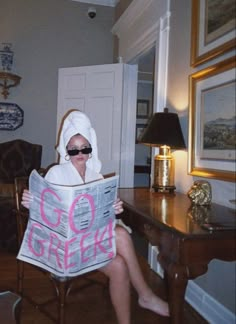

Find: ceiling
[71,0,119,7]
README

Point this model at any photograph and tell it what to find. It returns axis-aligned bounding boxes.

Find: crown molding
[71,0,119,7]
[111,0,170,63]
[112,0,153,37]
[123,21,160,63]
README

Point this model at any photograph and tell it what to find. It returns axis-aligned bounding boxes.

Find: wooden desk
[118,188,236,324]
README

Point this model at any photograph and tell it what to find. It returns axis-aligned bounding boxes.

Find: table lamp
[139,107,186,193]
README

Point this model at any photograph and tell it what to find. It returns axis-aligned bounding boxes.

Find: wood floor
[0,249,208,324]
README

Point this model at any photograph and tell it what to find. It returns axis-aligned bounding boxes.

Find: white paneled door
[57,63,138,187]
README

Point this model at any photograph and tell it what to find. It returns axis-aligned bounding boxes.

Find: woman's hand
[21,189,33,209]
[113,198,124,215]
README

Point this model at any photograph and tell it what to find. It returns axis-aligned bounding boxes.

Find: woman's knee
[115,226,132,245]
[101,255,128,278]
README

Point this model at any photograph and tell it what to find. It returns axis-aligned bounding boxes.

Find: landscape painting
[200,80,235,161]
[205,0,236,44]
[191,0,236,66]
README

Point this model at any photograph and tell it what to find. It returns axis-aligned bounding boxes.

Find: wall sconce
[0,72,21,99]
[139,107,186,193]
[0,43,21,99]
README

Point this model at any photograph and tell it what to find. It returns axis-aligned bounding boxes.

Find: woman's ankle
[138,293,170,317]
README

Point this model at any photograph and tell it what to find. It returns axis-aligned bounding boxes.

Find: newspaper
[17,170,119,277]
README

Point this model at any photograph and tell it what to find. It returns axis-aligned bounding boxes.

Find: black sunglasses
[67,147,92,156]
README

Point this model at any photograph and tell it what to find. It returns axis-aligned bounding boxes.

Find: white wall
[167,0,236,314]
[0,0,114,168]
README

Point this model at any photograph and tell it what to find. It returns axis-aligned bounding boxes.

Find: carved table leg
[161,256,208,324]
[164,265,188,324]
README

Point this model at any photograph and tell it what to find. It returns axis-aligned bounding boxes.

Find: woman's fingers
[21,189,33,209]
[113,198,124,215]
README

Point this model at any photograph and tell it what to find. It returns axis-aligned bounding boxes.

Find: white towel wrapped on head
[57,110,102,173]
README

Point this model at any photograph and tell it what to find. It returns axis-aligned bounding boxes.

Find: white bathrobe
[45,161,103,185]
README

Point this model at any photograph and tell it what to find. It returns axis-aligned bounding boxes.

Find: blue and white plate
[0,102,24,130]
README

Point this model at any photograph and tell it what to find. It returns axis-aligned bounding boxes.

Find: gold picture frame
[191,0,236,67]
[188,57,236,182]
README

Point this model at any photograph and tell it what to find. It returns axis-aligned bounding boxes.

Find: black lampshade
[139,108,186,149]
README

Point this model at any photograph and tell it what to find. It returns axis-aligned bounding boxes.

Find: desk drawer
[121,208,161,245]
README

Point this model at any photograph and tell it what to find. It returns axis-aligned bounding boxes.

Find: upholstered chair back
[0,139,42,197]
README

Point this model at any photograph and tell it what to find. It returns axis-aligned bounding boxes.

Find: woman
[22,110,169,324]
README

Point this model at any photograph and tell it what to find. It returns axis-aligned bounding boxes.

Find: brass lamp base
[153,145,176,194]
[152,184,176,193]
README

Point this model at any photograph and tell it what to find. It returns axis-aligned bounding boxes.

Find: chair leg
[58,280,69,324]
[16,260,24,295]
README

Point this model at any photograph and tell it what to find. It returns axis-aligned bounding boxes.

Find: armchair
[0,139,42,252]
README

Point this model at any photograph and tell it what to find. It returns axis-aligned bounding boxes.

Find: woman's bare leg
[100,255,131,324]
[115,226,169,317]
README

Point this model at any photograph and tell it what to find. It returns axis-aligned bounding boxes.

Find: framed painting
[191,0,236,67]
[136,99,150,119]
[136,123,147,143]
[188,56,235,182]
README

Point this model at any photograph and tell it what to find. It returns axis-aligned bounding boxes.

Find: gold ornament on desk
[187,204,211,225]
[187,180,212,206]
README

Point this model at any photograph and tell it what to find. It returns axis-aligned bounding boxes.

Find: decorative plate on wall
[0,102,24,130]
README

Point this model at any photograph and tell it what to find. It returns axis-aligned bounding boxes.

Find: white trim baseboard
[148,244,236,324]
[186,281,235,324]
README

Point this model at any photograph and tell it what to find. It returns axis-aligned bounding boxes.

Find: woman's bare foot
[138,293,170,317]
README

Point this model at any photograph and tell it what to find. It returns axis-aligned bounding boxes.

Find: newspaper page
[17,170,119,277]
